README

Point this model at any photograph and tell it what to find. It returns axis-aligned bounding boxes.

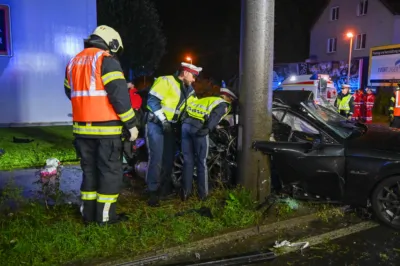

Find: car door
[256,110,346,200]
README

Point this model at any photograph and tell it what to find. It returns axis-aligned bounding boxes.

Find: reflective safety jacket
[187,96,230,123]
[147,75,194,122]
[335,93,354,114]
[64,47,136,137]
[389,87,400,117]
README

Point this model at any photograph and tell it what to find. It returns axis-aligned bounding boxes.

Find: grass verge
[0,179,265,266]
[0,126,77,170]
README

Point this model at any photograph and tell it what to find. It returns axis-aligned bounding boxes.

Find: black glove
[162,120,172,133]
[196,127,210,137]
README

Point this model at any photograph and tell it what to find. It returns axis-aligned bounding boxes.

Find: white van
[279,74,337,108]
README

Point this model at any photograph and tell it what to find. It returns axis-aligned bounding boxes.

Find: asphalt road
[269,225,400,266]
[162,220,400,266]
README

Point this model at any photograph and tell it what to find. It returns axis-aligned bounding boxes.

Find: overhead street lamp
[186,56,192,64]
[346,32,354,84]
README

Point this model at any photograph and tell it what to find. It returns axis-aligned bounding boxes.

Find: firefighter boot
[81,200,96,225]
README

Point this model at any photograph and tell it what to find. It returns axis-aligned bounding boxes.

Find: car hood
[346,124,400,151]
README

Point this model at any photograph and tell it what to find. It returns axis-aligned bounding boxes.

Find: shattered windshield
[301,101,357,139]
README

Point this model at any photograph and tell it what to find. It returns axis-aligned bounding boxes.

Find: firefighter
[180,83,237,201]
[352,88,364,122]
[364,87,375,124]
[389,84,400,128]
[334,84,354,119]
[64,25,139,225]
[146,62,202,207]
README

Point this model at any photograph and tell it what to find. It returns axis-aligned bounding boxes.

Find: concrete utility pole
[237,0,274,201]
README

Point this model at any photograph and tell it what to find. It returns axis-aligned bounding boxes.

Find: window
[355,34,367,50]
[357,0,368,16]
[327,38,337,53]
[331,7,339,21]
[272,110,320,135]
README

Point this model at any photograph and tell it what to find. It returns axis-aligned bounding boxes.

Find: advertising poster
[0,5,12,56]
[369,44,400,86]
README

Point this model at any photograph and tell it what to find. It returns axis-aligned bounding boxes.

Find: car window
[272,110,320,135]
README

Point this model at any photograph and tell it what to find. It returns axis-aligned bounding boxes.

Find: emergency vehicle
[278,74,337,108]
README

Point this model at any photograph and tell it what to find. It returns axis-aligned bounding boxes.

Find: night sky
[153,0,328,80]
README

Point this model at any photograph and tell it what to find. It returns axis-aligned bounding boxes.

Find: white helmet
[91,25,123,54]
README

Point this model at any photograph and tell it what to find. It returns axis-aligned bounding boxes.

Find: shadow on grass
[4,126,73,145]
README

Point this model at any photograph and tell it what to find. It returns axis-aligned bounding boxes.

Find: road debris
[274,240,309,251]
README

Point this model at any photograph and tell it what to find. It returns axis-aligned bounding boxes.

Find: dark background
[153,0,328,79]
[97,0,329,82]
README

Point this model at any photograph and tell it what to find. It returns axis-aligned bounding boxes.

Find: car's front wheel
[371,175,400,230]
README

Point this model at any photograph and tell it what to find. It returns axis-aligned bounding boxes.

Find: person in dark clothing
[334,84,354,119]
[64,25,139,225]
[145,63,202,207]
[180,82,237,201]
[389,84,400,128]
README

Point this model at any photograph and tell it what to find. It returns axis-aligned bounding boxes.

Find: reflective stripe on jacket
[186,96,230,123]
[147,75,191,122]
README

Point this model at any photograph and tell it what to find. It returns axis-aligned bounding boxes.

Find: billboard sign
[369,44,400,86]
[0,5,12,56]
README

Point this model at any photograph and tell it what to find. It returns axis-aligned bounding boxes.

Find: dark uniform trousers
[145,121,176,193]
[391,117,400,128]
[181,122,209,198]
[74,138,122,223]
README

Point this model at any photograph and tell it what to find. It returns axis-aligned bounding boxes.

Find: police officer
[180,82,237,201]
[64,25,139,225]
[389,84,400,128]
[334,84,354,119]
[146,62,202,207]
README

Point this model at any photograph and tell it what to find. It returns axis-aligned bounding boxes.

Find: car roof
[273,90,314,107]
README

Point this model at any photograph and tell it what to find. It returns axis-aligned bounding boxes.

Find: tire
[371,175,400,230]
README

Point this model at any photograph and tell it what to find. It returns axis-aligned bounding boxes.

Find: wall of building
[310,0,395,62]
[393,16,400,43]
[0,0,96,126]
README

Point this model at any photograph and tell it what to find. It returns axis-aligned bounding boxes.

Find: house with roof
[310,0,400,62]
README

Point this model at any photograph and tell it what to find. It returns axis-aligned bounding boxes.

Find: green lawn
[0,126,77,170]
[0,184,262,266]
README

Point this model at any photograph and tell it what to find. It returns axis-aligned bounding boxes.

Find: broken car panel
[254,91,400,230]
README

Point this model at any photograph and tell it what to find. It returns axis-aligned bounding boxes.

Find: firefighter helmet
[91,25,123,54]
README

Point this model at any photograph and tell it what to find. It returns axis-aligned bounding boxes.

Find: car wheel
[371,175,400,230]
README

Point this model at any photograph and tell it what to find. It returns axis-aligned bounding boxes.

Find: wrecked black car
[254,91,400,230]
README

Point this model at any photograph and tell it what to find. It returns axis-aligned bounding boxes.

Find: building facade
[0,0,96,126]
[310,0,400,62]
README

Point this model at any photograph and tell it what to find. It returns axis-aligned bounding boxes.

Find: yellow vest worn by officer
[147,75,194,122]
[336,94,352,113]
[186,96,231,123]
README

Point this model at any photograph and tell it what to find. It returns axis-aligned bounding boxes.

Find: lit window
[327,38,337,53]
[331,7,339,21]
[355,34,367,50]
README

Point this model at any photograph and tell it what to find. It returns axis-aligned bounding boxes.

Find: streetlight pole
[346,32,354,84]
[238,0,274,201]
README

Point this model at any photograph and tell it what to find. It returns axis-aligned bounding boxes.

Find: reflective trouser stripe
[102,202,111,222]
[81,191,97,200]
[97,193,118,203]
[97,194,119,222]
